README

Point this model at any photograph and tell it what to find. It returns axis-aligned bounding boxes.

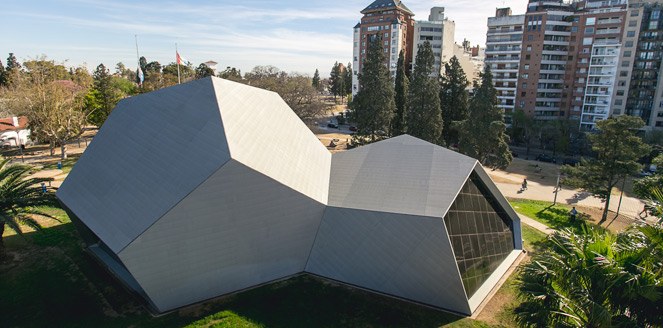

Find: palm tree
[0,158,59,259]
[515,225,663,327]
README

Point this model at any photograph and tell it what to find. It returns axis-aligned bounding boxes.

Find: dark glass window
[444,173,514,298]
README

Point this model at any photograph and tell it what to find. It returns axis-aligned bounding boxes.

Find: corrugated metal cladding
[58,77,521,315]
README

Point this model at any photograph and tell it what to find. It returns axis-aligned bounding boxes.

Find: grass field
[1,209,494,327]
[508,199,594,234]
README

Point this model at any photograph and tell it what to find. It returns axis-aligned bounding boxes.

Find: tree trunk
[61,143,67,160]
[50,141,55,156]
[0,222,5,260]
[601,188,612,223]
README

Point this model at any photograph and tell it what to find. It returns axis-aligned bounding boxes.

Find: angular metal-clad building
[57,77,522,315]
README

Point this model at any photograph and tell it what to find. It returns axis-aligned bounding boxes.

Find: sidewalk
[518,214,554,235]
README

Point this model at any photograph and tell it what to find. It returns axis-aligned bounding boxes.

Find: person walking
[522,178,528,191]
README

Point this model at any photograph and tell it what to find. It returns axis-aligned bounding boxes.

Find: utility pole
[553,172,561,205]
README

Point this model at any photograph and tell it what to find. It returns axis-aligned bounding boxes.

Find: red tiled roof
[0,116,28,132]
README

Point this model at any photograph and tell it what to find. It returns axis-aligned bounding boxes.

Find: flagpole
[135,34,142,86]
[176,43,181,84]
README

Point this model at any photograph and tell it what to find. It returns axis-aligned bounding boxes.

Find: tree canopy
[392,49,408,136]
[439,56,469,146]
[562,115,650,222]
[457,66,512,169]
[350,35,395,143]
[406,41,442,144]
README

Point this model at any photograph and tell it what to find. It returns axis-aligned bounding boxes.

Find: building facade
[486,8,526,123]
[413,7,456,77]
[618,1,663,129]
[352,0,415,95]
[490,0,663,130]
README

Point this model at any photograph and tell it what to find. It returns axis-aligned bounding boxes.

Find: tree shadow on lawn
[2,223,472,328]
[535,206,595,234]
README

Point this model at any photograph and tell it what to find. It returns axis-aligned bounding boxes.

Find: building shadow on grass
[2,223,468,328]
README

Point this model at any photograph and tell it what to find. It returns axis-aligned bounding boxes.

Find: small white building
[0,116,30,147]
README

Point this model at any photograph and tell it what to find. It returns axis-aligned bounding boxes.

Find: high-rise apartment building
[489,0,663,130]
[486,8,526,123]
[352,0,415,95]
[616,1,663,129]
[412,7,456,77]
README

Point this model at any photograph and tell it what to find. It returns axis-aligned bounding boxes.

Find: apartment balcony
[543,40,569,46]
[583,100,610,106]
[591,51,619,57]
[596,28,621,35]
[538,78,565,84]
[536,97,563,102]
[541,60,567,65]
[545,20,572,26]
[495,86,517,91]
[545,30,572,36]
[585,91,612,96]
[598,18,622,25]
[541,50,569,56]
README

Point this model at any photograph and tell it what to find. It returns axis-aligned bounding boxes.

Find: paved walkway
[488,168,646,220]
[518,214,554,235]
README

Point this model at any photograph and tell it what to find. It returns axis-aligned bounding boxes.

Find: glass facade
[443,173,515,298]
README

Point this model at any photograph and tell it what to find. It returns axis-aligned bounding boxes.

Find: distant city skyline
[2,0,527,76]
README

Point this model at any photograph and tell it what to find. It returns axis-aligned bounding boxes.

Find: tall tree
[0,158,59,260]
[0,59,6,87]
[439,56,469,146]
[406,41,442,144]
[392,50,409,136]
[562,116,651,222]
[312,68,321,91]
[4,53,22,86]
[350,35,395,143]
[344,62,353,97]
[511,109,539,158]
[69,65,93,88]
[457,66,512,169]
[329,62,342,101]
[163,62,194,85]
[217,66,242,82]
[85,63,123,127]
[11,78,87,159]
[195,63,214,79]
[23,57,69,84]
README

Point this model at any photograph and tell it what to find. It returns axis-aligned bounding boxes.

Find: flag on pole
[176,51,189,66]
[136,67,144,85]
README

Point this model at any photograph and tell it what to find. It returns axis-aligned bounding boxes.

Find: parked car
[349,126,357,132]
[535,153,556,163]
[327,122,339,129]
[511,151,518,158]
[562,158,579,166]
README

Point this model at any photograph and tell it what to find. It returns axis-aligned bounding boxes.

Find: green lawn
[2,208,493,328]
[509,199,592,234]
[521,225,547,252]
[41,155,80,174]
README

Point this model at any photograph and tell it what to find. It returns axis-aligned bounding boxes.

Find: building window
[625,41,633,47]
[384,32,389,38]
[585,27,594,34]
[522,73,529,79]
[527,45,532,51]
[624,51,631,57]
[622,61,630,67]
[525,54,531,60]
[528,35,533,41]
[524,64,530,70]
[520,100,525,107]
[631,10,639,17]
[615,99,623,105]
[617,90,624,96]
[444,174,514,298]
[620,71,628,77]
[521,91,526,97]
[583,37,593,45]
[629,20,637,27]
[618,80,626,86]
[522,82,527,89]
[627,31,636,37]
[586,17,596,25]
[649,21,659,29]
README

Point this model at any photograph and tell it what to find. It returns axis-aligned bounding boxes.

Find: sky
[1,0,528,77]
